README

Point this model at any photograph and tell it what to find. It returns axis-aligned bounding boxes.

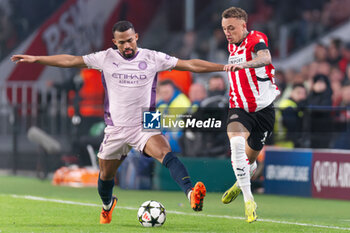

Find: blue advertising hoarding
[264,149,313,197]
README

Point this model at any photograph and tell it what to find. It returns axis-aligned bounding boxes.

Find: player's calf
[162,152,193,193]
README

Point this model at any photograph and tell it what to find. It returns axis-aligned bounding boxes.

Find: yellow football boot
[222,182,241,204]
[245,200,257,223]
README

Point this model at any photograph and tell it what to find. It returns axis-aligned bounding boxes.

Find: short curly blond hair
[222,7,248,23]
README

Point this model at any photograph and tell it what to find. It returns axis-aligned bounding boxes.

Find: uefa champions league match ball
[137,200,166,227]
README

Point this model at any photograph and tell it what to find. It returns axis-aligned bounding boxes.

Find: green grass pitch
[0,175,349,232]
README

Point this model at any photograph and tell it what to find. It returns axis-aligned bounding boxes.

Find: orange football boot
[100,196,117,224]
[190,182,206,211]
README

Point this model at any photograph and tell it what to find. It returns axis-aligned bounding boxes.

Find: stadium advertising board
[264,149,313,197]
[312,151,350,200]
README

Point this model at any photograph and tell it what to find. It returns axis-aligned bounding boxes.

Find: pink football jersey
[83,48,178,126]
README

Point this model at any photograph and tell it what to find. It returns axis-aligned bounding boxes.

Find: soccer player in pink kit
[220,7,280,223]
[11,21,225,224]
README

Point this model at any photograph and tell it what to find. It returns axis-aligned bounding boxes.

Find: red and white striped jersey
[227,30,280,112]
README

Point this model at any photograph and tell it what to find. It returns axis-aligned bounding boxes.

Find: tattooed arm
[223,49,272,72]
[242,49,272,68]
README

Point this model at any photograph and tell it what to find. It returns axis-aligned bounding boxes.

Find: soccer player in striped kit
[220,7,280,223]
[11,21,226,224]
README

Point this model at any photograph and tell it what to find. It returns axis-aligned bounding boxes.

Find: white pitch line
[11,195,101,207]
[10,194,350,231]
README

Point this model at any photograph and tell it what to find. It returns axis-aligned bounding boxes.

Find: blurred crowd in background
[151,0,350,60]
[0,0,65,59]
[1,0,350,167]
[2,0,350,60]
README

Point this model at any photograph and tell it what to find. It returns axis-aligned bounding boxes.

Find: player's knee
[99,170,115,181]
[151,147,171,163]
[157,149,170,163]
[230,136,245,159]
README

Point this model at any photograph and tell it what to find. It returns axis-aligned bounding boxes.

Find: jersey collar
[235,31,250,47]
[227,31,251,53]
[116,48,140,61]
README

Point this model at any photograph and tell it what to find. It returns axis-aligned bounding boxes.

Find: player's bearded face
[123,48,135,58]
[113,29,138,58]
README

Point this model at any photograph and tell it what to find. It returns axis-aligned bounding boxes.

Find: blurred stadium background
[0,0,350,227]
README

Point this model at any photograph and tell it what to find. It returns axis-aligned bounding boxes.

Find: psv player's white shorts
[97,125,161,160]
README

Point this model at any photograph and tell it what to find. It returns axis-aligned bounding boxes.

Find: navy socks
[98,153,192,204]
[162,152,193,195]
[98,175,115,206]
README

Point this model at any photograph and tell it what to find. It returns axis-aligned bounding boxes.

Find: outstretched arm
[11,54,87,68]
[174,59,225,73]
[224,49,272,72]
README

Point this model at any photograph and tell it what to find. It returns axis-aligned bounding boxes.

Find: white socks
[239,161,257,202]
[241,185,254,202]
[236,161,257,187]
[230,136,254,202]
[250,161,257,177]
[187,190,192,201]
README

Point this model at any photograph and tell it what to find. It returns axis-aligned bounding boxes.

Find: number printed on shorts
[261,131,268,145]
